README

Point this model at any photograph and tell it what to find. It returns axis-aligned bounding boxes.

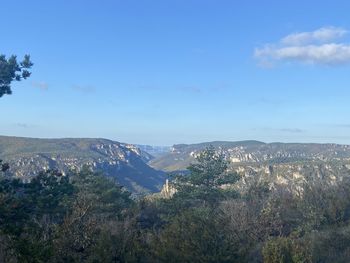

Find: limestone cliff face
[150,141,350,172]
[152,141,350,198]
[157,162,350,200]
[0,136,165,194]
[232,161,350,196]
[159,179,177,198]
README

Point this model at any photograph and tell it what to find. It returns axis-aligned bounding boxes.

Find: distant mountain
[3,137,350,195]
[149,140,350,171]
[0,136,166,195]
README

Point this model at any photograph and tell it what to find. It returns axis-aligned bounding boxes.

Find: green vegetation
[0,168,133,262]
[171,146,240,205]
[0,136,165,195]
[1,147,350,262]
[0,160,9,173]
[0,54,33,97]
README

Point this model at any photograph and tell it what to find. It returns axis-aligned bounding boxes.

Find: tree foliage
[172,145,240,205]
[0,54,33,97]
[0,168,133,262]
[0,160,9,174]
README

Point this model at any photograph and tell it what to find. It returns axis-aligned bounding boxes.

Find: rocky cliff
[0,136,166,195]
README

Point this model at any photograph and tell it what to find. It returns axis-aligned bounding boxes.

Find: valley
[2,136,350,196]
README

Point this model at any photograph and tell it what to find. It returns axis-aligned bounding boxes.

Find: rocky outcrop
[150,141,350,171]
[0,136,165,195]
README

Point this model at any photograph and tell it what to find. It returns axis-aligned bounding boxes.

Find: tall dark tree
[0,54,33,97]
[0,160,9,174]
[173,146,240,205]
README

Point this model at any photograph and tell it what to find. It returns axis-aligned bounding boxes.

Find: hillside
[150,140,350,172]
[0,136,166,194]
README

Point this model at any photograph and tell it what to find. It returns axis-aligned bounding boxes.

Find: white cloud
[255,43,350,65]
[254,26,350,66]
[281,27,347,45]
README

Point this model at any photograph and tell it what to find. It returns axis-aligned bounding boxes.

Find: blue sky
[1,0,350,145]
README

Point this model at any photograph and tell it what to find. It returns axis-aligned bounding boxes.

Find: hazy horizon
[1,133,350,147]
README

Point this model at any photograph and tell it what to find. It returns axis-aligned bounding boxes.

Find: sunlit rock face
[0,136,166,195]
[150,141,350,172]
[149,141,350,195]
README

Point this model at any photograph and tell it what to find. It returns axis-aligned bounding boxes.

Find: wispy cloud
[254,26,350,66]
[253,127,306,133]
[72,85,96,93]
[32,81,49,90]
[13,123,36,128]
[279,128,305,133]
[281,27,347,45]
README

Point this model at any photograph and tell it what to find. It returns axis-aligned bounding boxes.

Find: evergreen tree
[0,54,33,97]
[173,146,240,205]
